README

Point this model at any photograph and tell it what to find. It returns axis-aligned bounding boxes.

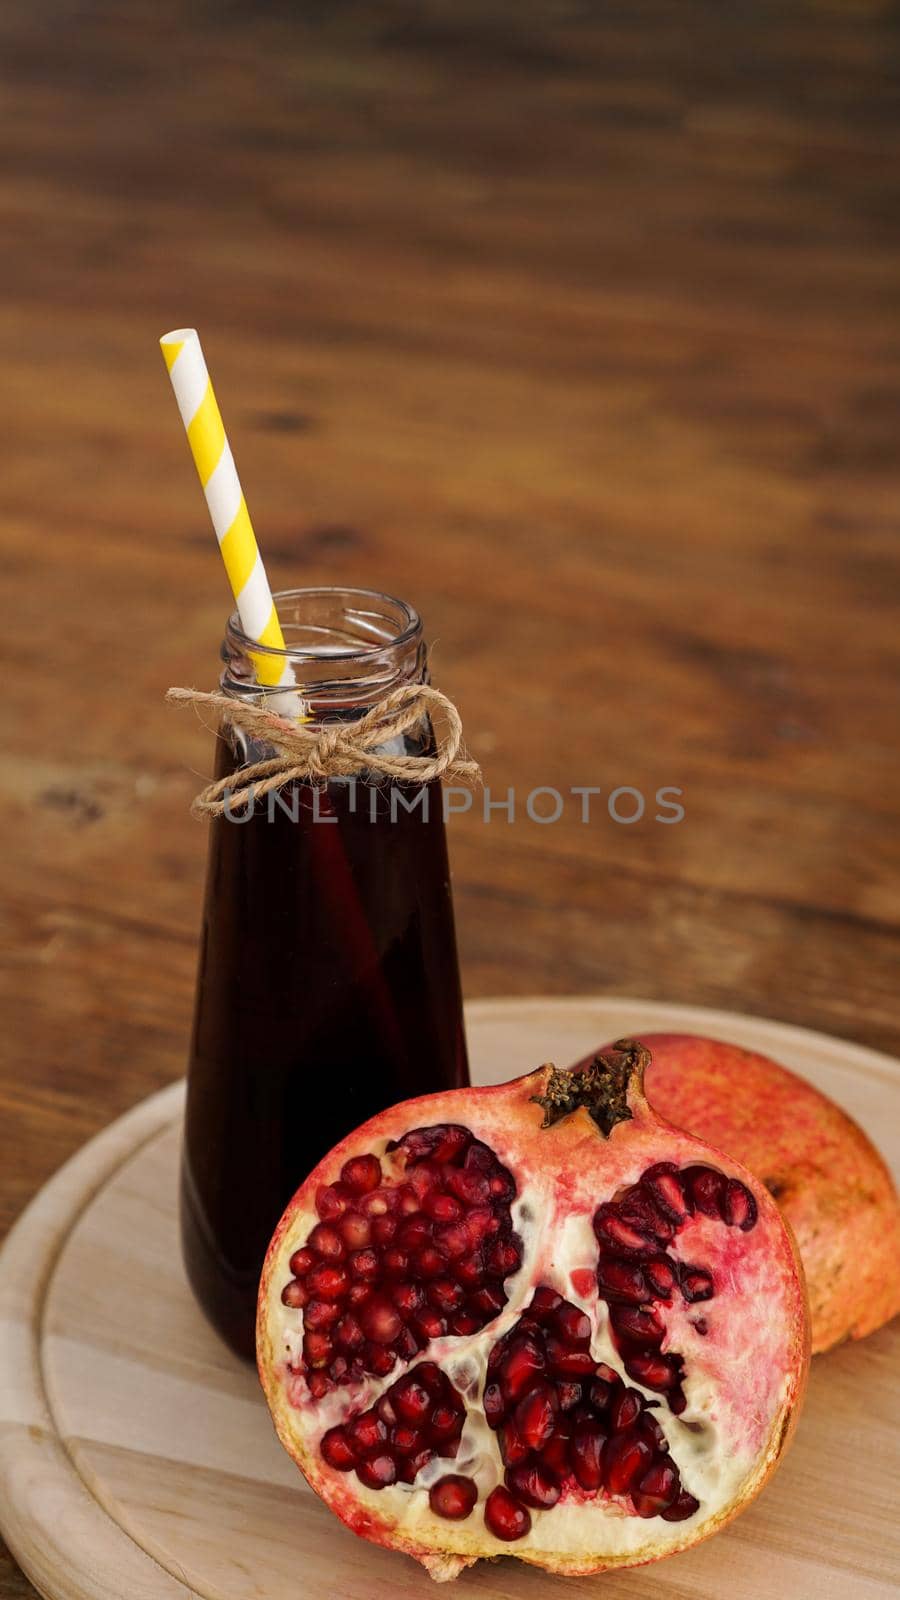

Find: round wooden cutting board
[1,998,898,1600]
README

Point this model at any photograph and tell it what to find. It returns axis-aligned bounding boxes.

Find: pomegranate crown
[532,1038,648,1137]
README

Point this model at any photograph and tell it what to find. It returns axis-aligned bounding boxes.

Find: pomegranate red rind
[258,1044,809,1581]
[594,1033,900,1354]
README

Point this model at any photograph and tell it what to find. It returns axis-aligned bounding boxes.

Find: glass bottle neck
[220,586,427,724]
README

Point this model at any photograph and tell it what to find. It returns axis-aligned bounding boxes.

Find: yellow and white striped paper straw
[160,328,290,689]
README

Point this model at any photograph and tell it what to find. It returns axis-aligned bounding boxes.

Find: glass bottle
[180,587,469,1358]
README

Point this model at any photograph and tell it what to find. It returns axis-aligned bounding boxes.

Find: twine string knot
[166,682,481,817]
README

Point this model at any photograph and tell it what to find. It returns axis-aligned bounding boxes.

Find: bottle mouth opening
[225,587,421,662]
[221,586,426,706]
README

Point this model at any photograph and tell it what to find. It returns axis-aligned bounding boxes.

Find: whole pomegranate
[257,1042,809,1581]
[585,1033,900,1354]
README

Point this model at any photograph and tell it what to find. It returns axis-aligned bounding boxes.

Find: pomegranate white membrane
[258,1042,809,1580]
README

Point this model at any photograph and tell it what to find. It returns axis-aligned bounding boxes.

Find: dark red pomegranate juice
[181,590,469,1359]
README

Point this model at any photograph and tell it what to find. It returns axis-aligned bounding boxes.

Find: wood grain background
[2,3,899,1593]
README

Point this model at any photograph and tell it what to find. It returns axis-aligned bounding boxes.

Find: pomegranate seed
[306,1264,349,1301]
[555,1379,583,1412]
[551,1303,591,1346]
[289,1247,315,1277]
[376,1393,397,1426]
[446,1168,490,1206]
[638,1412,669,1453]
[487,1238,522,1277]
[569,1421,606,1490]
[307,1222,344,1261]
[430,1403,464,1440]
[349,1249,380,1282]
[498,1421,528,1465]
[610,1387,643,1431]
[417,1247,445,1279]
[416,1362,447,1394]
[398,1186,420,1216]
[281,1280,307,1308]
[632,1460,680,1517]
[514,1381,558,1452]
[372,1214,397,1245]
[642,1163,691,1223]
[334,1315,364,1352]
[397,1324,422,1360]
[449,1311,481,1336]
[661,1490,701,1521]
[399,1216,431,1249]
[625,1352,683,1392]
[594,1209,655,1255]
[341,1154,382,1194]
[357,1452,397,1489]
[399,1124,470,1165]
[669,1386,687,1415]
[684,1165,726,1219]
[454,1252,485,1289]
[596,1258,648,1303]
[303,1330,332,1367]
[433,1127,473,1164]
[529,1286,563,1319]
[383,1248,410,1277]
[643,1257,678,1298]
[610,1303,665,1346]
[588,1373,615,1410]
[541,1427,573,1476]
[361,1296,402,1344]
[434,1223,469,1258]
[391,1281,423,1314]
[316,1183,351,1221]
[320,1425,356,1470]
[361,1188,395,1217]
[484,1486,531,1542]
[347,1411,387,1455]
[392,1424,426,1455]
[603,1429,652,1495]
[307,1371,329,1399]
[425,1191,463,1223]
[329,1355,349,1381]
[483,1382,505,1426]
[304,1298,341,1330]
[339,1212,372,1249]
[392,1375,432,1424]
[619,1186,675,1243]
[408,1161,441,1197]
[413,1309,445,1341]
[367,1344,396,1376]
[427,1279,464,1314]
[464,1141,496,1171]
[347,1283,373,1307]
[469,1285,506,1318]
[463,1206,495,1246]
[397,1447,434,1483]
[429,1474,477,1520]
[723,1179,758,1231]
[505,1461,561,1510]
[500,1338,546,1401]
[546,1339,595,1378]
[679,1266,714,1303]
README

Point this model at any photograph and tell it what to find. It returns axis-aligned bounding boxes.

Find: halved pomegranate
[584,1033,900,1354]
[258,1042,809,1581]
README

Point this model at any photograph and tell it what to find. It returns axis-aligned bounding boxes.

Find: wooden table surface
[2,4,899,1595]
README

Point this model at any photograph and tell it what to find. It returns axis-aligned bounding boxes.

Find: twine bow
[166,683,481,817]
